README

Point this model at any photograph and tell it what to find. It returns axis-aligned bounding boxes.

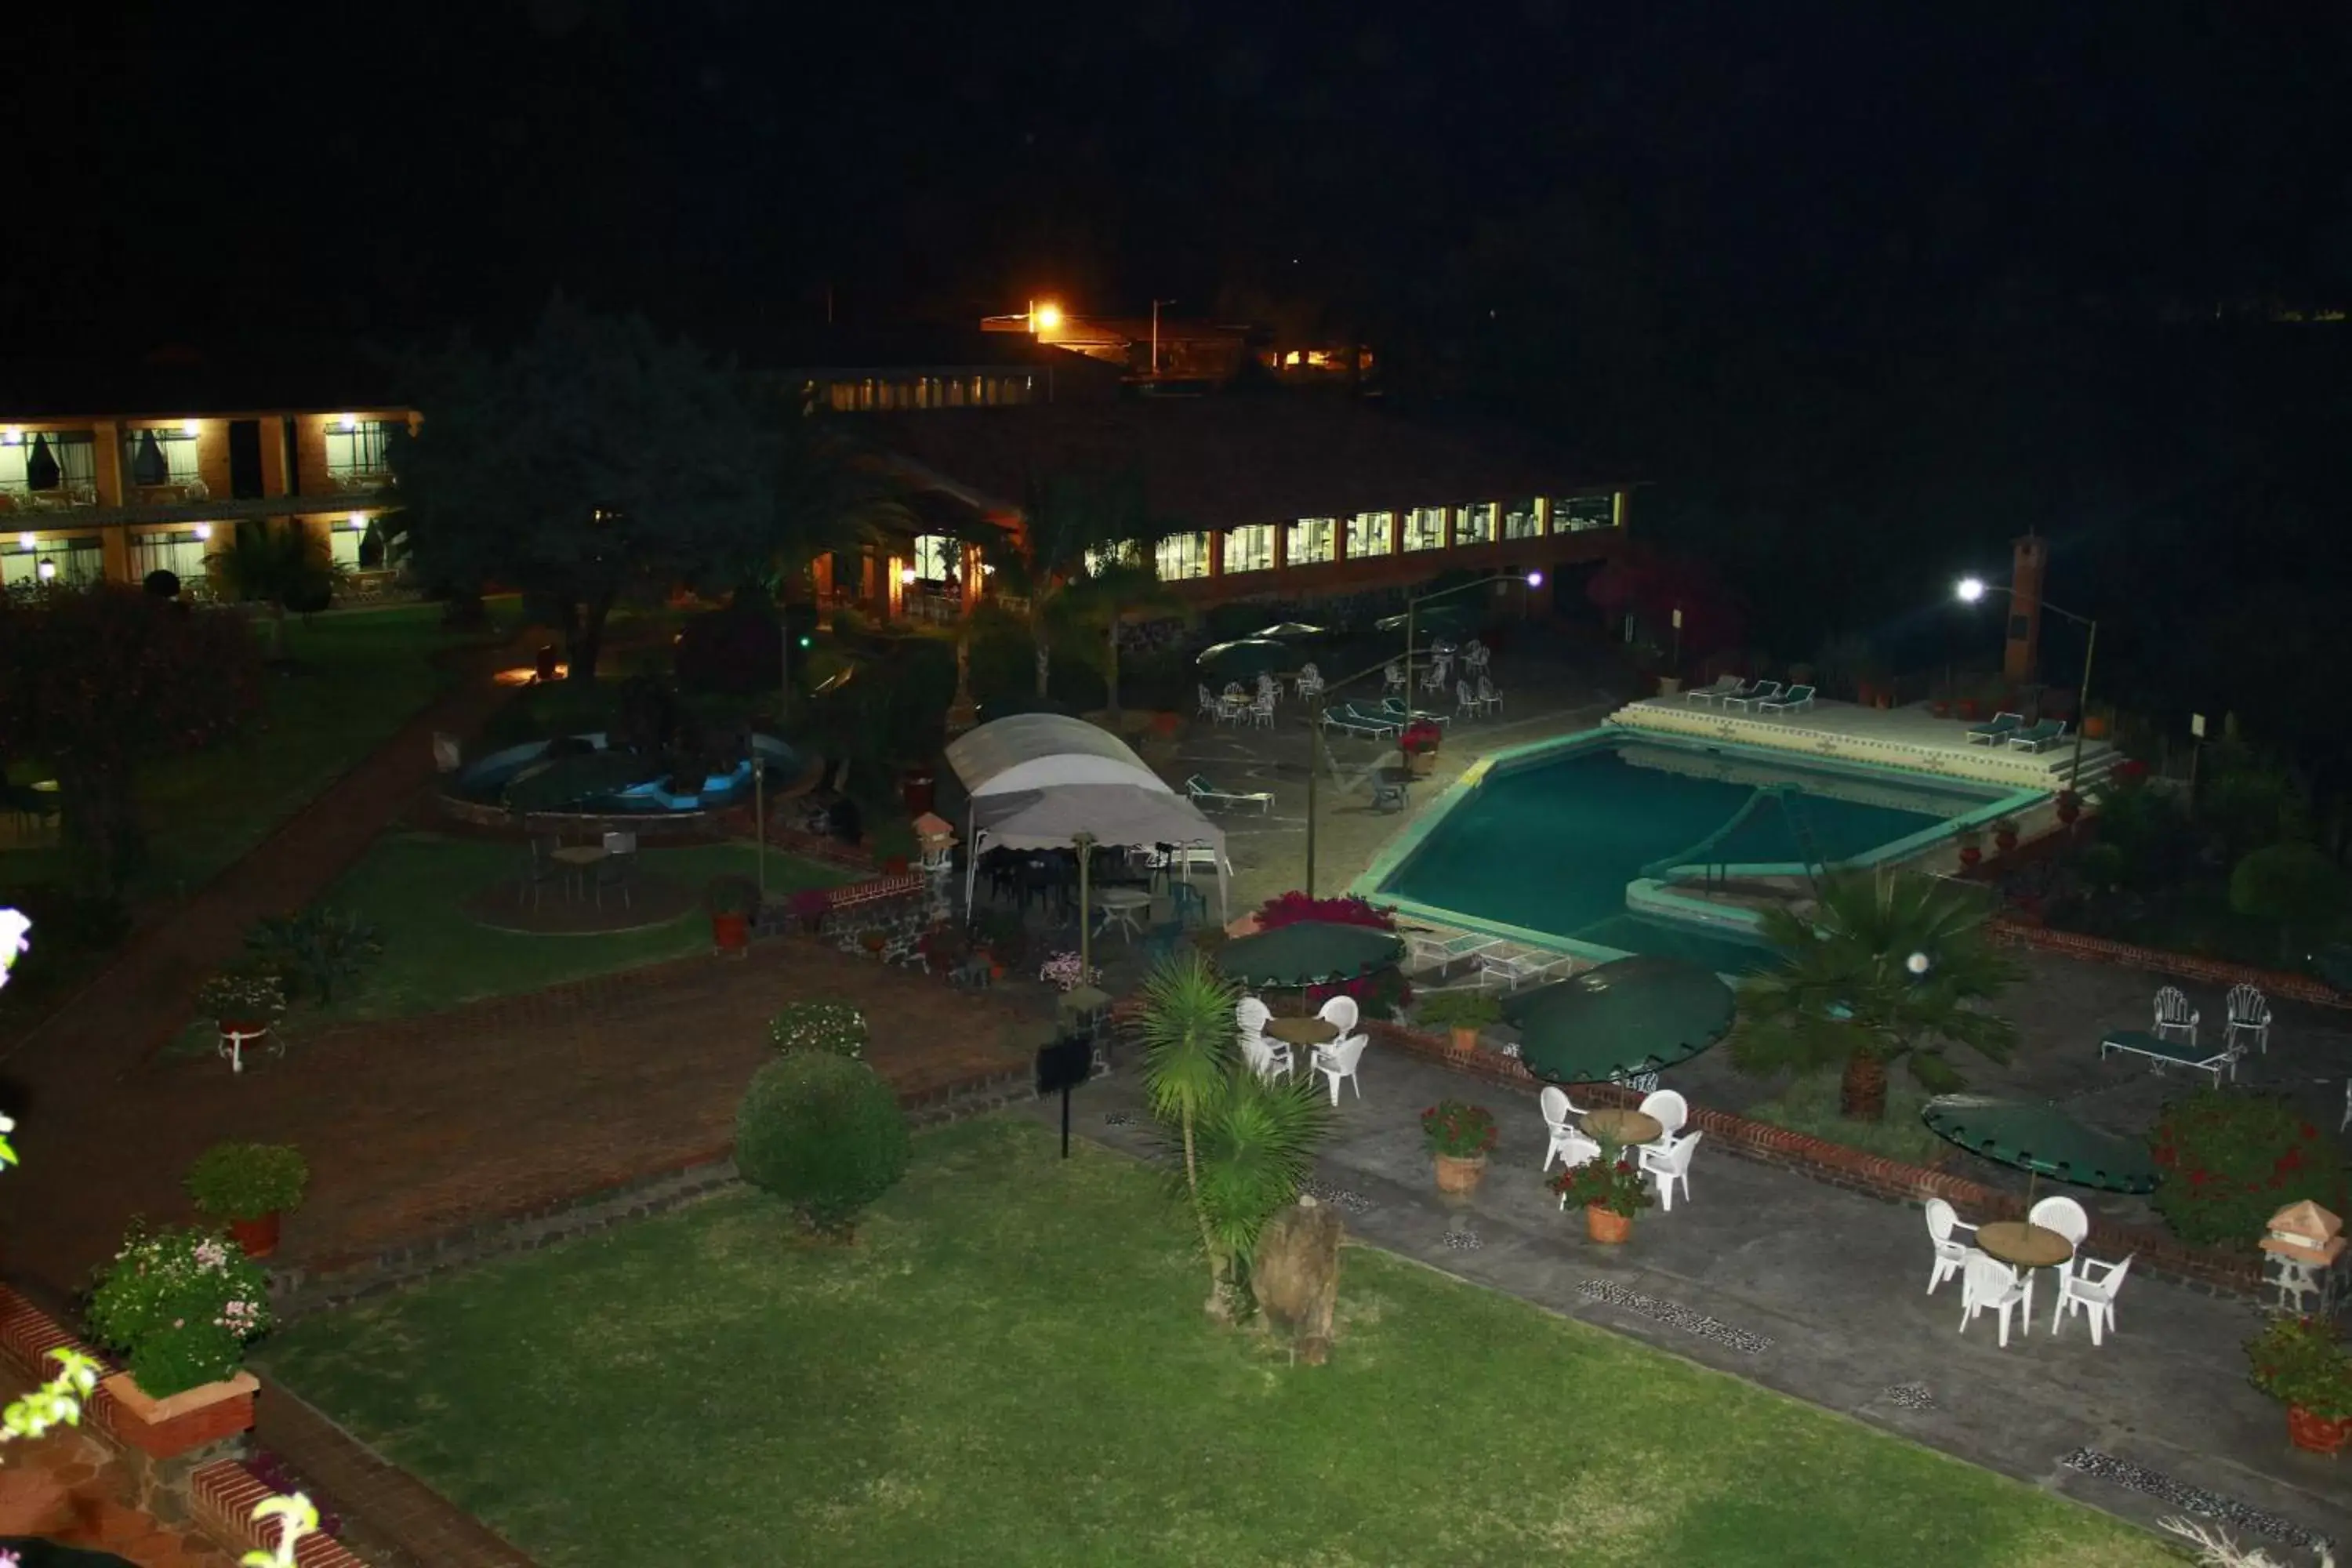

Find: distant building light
[1032,302,1065,332]
[1955,577,1987,604]
[180,419,201,437]
[1284,350,1301,367]
[337,414,358,431]
[1525,571,1545,589]
[35,560,56,581]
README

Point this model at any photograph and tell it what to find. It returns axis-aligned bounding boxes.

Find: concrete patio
[1034,1049,2350,1559]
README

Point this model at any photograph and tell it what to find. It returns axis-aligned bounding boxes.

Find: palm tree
[1731,869,2022,1121]
[990,467,1176,702]
[205,520,342,659]
[1060,554,1185,728]
[1134,952,1329,1320]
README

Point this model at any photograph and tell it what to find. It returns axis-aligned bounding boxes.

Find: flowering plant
[2246,1316,2352,1420]
[1400,719,1443,756]
[1254,891,1396,932]
[1420,1099,1498,1158]
[2149,1089,2348,1247]
[1549,1142,1655,1217]
[194,969,285,1023]
[1039,951,1098,992]
[768,1000,868,1059]
[85,1221,274,1397]
[185,1142,310,1221]
[0,907,28,988]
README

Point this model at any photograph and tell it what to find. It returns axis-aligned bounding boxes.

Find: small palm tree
[1134,952,1329,1319]
[1732,869,2022,1121]
[206,521,342,658]
[1061,554,1184,728]
[992,467,1177,702]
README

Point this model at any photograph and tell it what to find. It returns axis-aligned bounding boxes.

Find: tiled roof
[866,397,1628,532]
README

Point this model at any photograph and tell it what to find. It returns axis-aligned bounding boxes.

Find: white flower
[0,907,29,990]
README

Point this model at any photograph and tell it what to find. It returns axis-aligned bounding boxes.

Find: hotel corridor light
[337,414,358,431]
[16,533,33,549]
[1031,301,1065,332]
[1955,577,1987,603]
[194,523,212,540]
[36,561,55,581]
[180,419,200,437]
[898,565,918,585]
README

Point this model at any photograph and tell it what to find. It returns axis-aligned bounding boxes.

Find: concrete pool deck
[1614,694,2120,791]
[1038,1054,2350,1558]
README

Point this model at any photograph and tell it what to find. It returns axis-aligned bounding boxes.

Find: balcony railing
[0,481,101,513]
[324,465,394,492]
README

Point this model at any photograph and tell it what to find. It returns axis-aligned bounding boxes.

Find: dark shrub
[142,568,181,598]
[735,1053,909,1236]
[246,906,383,1006]
[2150,1089,2349,1247]
[675,601,783,695]
[282,579,332,615]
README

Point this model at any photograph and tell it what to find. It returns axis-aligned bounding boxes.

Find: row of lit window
[1124,496,1619,581]
[818,375,1039,413]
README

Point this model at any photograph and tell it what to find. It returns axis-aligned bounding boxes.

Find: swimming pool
[1364,731,2041,975]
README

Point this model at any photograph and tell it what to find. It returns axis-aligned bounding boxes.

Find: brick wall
[1361,1020,2266,1298]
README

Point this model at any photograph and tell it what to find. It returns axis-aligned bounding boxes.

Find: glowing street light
[1031,301,1065,333]
[1953,575,2099,789]
[1955,576,1987,604]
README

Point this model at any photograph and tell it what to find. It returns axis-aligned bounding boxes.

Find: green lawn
[229,829,851,1026]
[2,602,490,898]
[259,1120,2165,1568]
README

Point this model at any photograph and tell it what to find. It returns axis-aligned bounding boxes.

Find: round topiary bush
[735,1052,909,1236]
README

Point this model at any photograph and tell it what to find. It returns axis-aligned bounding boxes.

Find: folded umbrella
[1920,1095,2159,1195]
[1504,954,1736,1084]
[1218,920,1404,988]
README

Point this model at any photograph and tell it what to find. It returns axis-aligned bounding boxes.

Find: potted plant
[916,924,969,975]
[1421,1099,1499,1194]
[858,927,888,956]
[1990,817,2019,855]
[2247,1315,2352,1455]
[194,968,285,1040]
[785,886,831,935]
[2082,703,2113,742]
[706,875,760,954]
[84,1222,273,1457]
[1956,827,1984,871]
[1417,989,1503,1055]
[1400,719,1443,779]
[1549,1140,1654,1243]
[871,818,919,876]
[183,1142,309,1259]
[768,1000,869,1059]
[2056,789,2083,826]
[973,910,1025,978]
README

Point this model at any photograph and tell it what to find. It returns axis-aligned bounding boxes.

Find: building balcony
[321,465,394,495]
[0,481,101,514]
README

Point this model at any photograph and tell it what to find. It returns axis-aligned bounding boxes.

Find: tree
[388,299,773,683]
[1060,554,1183,727]
[1134,952,1329,1322]
[1731,870,2022,1121]
[2229,842,2348,962]
[989,468,1175,702]
[0,585,263,894]
[205,520,341,659]
[1584,539,1744,664]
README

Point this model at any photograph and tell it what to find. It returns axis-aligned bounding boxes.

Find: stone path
[1032,1054,2352,1559]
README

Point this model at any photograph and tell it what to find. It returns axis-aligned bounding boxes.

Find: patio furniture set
[1238,993,1371,1105]
[1926,1193,2134,1349]
[1541,1084,1704,1212]
[2097,982,2269,1088]
[517,830,638,909]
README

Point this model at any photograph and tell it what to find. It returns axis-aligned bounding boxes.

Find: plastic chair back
[1638,1089,1689,1137]
[1316,994,1360,1033]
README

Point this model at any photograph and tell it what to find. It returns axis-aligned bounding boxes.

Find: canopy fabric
[1504,955,1737,1085]
[945,713,1170,800]
[1218,921,1404,988]
[1920,1096,2161,1194]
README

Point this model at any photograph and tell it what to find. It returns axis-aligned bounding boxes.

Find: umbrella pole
[1076,832,1094,981]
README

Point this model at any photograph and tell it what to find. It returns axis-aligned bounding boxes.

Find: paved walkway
[1033,1054,2351,1559]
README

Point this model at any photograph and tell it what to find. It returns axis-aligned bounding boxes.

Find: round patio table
[551,844,606,899]
[1583,1109,1661,1148]
[1264,1016,1339,1048]
[1975,1220,2073,1269]
[1091,887,1152,940]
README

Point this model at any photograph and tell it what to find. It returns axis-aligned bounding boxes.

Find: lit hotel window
[1555,495,1618,532]
[1155,532,1211,580]
[1346,511,1394,558]
[1457,502,1497,546]
[1287,517,1335,565]
[1224,524,1275,574]
[1403,506,1447,552]
[1502,498,1541,539]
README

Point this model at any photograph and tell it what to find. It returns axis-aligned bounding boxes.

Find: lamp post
[1303,570,1544,897]
[1955,575,2099,791]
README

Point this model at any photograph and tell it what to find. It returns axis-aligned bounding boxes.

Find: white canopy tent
[945,713,1231,920]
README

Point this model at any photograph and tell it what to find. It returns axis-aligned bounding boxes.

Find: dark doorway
[227,419,263,499]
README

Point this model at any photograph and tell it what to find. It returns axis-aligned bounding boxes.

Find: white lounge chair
[1185,774,1274,814]
[1683,673,1742,706]
[1965,712,2023,744]
[1757,684,1816,715]
[1477,947,1573,991]
[1719,681,1784,713]
[2006,719,2068,753]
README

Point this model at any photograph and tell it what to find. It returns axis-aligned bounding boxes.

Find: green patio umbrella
[502,750,662,811]
[1920,1095,2160,1196]
[1504,955,1737,1084]
[1254,620,1328,641]
[1197,638,1295,681]
[1374,601,1484,640]
[1218,921,1405,988]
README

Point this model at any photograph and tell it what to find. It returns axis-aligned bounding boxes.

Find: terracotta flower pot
[711,913,750,953]
[2288,1404,2352,1455]
[1448,1025,1481,1056]
[99,1370,258,1459]
[2056,793,2082,825]
[216,1018,270,1039]
[1585,1204,1633,1244]
[2082,715,2110,740]
[1433,1153,1488,1195]
[228,1211,281,1259]
[1406,751,1436,778]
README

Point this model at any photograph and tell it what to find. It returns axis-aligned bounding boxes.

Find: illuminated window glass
[1502,498,1541,539]
[1346,510,1394,558]
[1403,506,1448,552]
[1286,517,1335,565]
[913,535,958,581]
[1155,532,1210,580]
[1457,502,1497,546]
[1554,494,1619,531]
[1224,524,1275,574]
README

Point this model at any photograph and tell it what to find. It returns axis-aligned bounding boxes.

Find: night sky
[7,1,2347,355]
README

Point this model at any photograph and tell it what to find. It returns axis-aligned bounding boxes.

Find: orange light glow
[1032,302,1065,332]
[494,663,569,687]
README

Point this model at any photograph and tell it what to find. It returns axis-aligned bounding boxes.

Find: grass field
[259,1119,2165,1568]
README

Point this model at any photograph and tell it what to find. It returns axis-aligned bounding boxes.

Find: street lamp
[1303,570,1544,896]
[1954,575,2099,791]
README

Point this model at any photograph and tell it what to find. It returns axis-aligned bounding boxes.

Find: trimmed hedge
[735,1052,909,1236]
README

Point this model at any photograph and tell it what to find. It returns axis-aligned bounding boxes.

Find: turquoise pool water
[1376,737,2009,975]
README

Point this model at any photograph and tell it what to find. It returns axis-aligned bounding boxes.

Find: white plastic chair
[1475,674,1502,717]
[1958,1252,2030,1347]
[1295,662,1323,700]
[1637,1130,1702,1211]
[1249,690,1276,728]
[1241,1034,1292,1083]
[1197,683,1221,720]
[1236,996,1272,1049]
[1923,1198,1979,1295]
[1384,661,1405,694]
[2053,1252,2133,1346]
[1464,639,1489,673]
[1540,1086,1594,1171]
[1316,994,1360,1034]
[2225,984,2270,1054]
[1456,679,1480,720]
[2028,1195,2089,1327]
[2152,985,2199,1047]
[1311,1034,1367,1105]
[1636,1089,1689,1158]
[1421,658,1451,694]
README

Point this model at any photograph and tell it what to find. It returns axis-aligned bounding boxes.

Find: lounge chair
[1185,774,1274,814]
[1683,673,1742,706]
[1965,711,2023,744]
[2008,719,2068,753]
[1719,681,1783,713]
[1379,698,1448,727]
[1757,684,1816,715]
[1321,702,1399,739]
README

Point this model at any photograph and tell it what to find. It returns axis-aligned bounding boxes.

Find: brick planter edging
[271,1062,1037,1320]
[1985,918,2352,1010]
[1364,1021,2265,1300]
[0,1284,368,1567]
